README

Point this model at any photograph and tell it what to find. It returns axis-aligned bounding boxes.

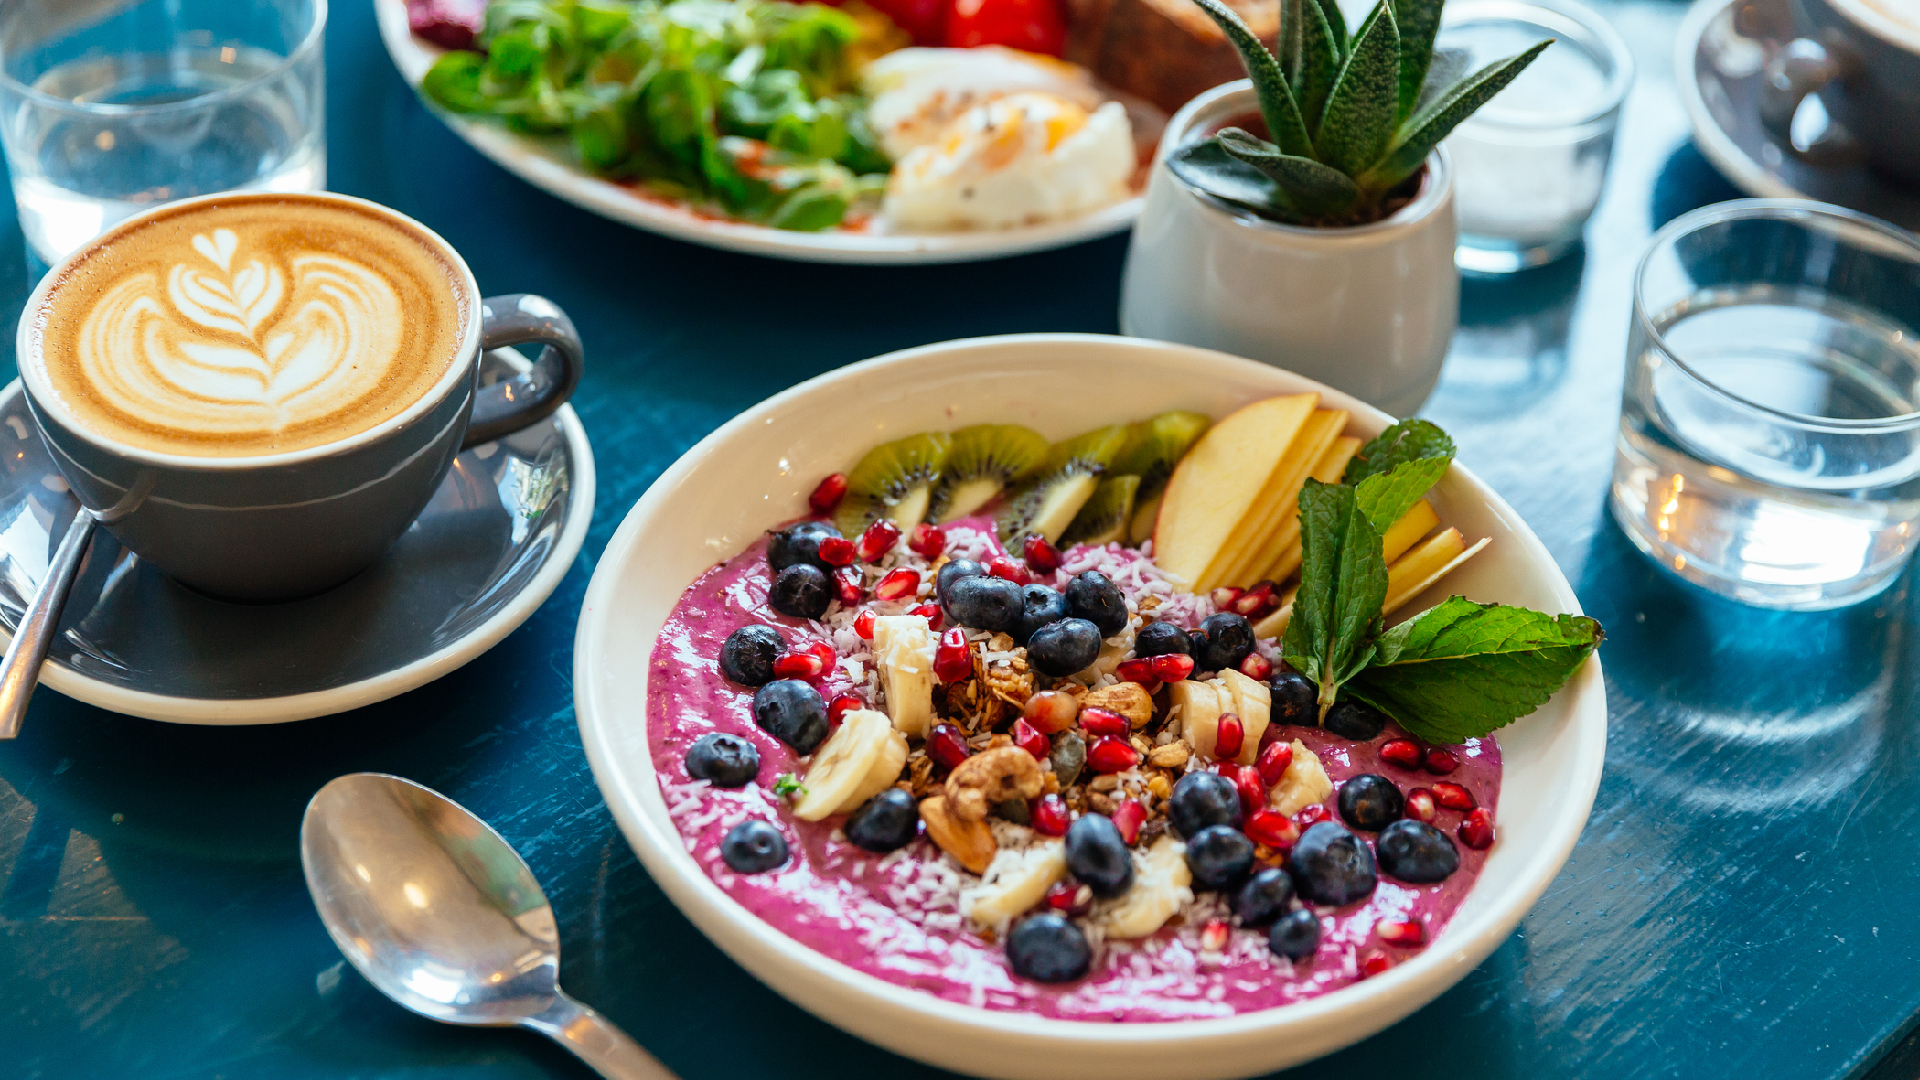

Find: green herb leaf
[1343,418,1455,484]
[1314,0,1400,174]
[1282,479,1389,713]
[1354,456,1450,533]
[1390,0,1444,123]
[422,51,491,113]
[1294,0,1344,135]
[1346,597,1604,742]
[774,773,806,799]
[1190,0,1316,158]
[1363,39,1552,189]
[1217,128,1360,215]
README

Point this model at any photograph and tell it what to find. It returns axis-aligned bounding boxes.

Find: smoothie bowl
[573,335,1606,1079]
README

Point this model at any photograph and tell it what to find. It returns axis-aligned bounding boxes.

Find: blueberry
[1270,669,1317,726]
[1376,819,1460,883]
[1233,867,1297,927]
[1026,617,1102,677]
[768,520,839,572]
[1167,771,1241,838]
[1323,700,1387,741]
[1337,774,1405,832]
[1015,584,1071,643]
[1198,612,1255,672]
[1288,822,1378,905]
[721,819,788,873]
[1187,629,1210,657]
[718,625,784,686]
[769,563,832,620]
[1184,824,1256,891]
[943,574,1022,632]
[1065,571,1128,636]
[1006,914,1092,983]
[1065,813,1134,898]
[1269,908,1322,962]
[936,558,986,602]
[846,788,920,853]
[751,679,829,754]
[685,733,759,787]
[1133,620,1191,658]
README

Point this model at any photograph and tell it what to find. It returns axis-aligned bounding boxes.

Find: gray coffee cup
[1761,0,1920,184]
[15,192,584,602]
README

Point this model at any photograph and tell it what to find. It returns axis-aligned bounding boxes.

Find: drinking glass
[1611,199,1920,610]
[0,0,325,266]
[1439,0,1630,274]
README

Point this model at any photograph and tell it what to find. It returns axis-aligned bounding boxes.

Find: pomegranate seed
[808,473,847,514]
[1079,707,1129,737]
[1022,690,1078,734]
[804,640,835,668]
[1012,718,1050,760]
[1044,879,1092,916]
[1294,804,1333,828]
[874,567,920,601]
[1115,657,1156,684]
[1023,534,1063,573]
[1087,736,1141,774]
[833,568,863,606]
[1032,794,1072,837]
[928,723,971,770]
[856,519,901,562]
[1111,799,1146,845]
[1215,713,1245,759]
[1244,808,1300,849]
[1256,741,1295,786]
[1150,653,1195,681]
[1459,807,1496,850]
[1359,951,1392,978]
[1210,586,1244,609]
[1404,788,1438,822]
[1201,917,1231,952]
[907,602,944,630]
[817,536,856,567]
[933,628,972,682]
[1424,748,1460,775]
[1233,582,1275,617]
[1238,653,1274,680]
[906,522,947,558]
[827,692,863,728]
[987,555,1030,584]
[773,649,825,680]
[1214,760,1240,780]
[853,609,877,639]
[1379,738,1423,770]
[1431,781,1476,811]
[1234,764,1265,813]
[1378,918,1426,947]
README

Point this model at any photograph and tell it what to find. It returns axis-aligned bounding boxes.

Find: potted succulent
[1119,0,1548,417]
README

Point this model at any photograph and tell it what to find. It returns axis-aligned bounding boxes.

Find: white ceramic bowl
[573,334,1606,1080]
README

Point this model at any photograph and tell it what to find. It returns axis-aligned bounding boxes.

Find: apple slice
[1245,431,1363,586]
[1151,394,1318,586]
[1201,411,1347,590]
[1382,530,1491,614]
[1380,498,1440,565]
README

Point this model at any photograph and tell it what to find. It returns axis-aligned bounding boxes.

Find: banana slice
[959,842,1067,928]
[1216,668,1272,766]
[1168,679,1226,758]
[792,708,909,821]
[1096,837,1192,939]
[872,615,936,737]
[1269,739,1333,816]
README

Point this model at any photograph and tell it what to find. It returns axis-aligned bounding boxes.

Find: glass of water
[1612,199,1920,610]
[0,0,325,267]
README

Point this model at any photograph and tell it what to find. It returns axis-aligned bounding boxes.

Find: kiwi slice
[992,425,1130,544]
[1113,411,1212,542]
[928,424,1049,523]
[834,431,953,535]
[1061,475,1141,546]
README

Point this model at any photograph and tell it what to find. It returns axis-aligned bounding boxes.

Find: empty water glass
[1439,0,1630,274]
[0,0,325,266]
[1611,199,1920,610]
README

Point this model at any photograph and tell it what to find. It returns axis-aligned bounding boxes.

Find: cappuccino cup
[1761,0,1920,185]
[16,191,584,601]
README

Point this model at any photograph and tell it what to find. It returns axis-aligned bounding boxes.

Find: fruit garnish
[834,432,952,537]
[906,521,947,558]
[856,519,902,562]
[1022,534,1063,573]
[809,473,848,514]
[993,425,1130,545]
[1060,475,1140,547]
[1113,411,1212,544]
[933,628,972,682]
[926,424,1049,523]
[1458,807,1496,850]
[874,567,921,601]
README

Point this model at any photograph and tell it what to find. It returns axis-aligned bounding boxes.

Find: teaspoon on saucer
[300,772,677,1080]
[0,504,97,739]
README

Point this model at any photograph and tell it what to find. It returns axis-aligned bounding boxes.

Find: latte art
[33,197,468,457]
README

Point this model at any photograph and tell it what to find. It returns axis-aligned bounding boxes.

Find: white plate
[573,334,1607,1079]
[372,0,1144,264]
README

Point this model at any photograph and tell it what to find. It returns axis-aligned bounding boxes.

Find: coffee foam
[32,196,469,457]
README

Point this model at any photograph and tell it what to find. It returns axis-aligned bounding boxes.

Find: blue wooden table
[7,0,1920,1077]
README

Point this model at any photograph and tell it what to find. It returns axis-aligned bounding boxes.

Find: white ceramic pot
[1120,81,1459,418]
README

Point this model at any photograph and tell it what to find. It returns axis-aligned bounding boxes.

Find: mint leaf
[1343,418,1454,484]
[1345,597,1603,743]
[773,773,805,799]
[1282,479,1389,714]
[1354,455,1449,534]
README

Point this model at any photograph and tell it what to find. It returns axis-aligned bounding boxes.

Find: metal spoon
[0,507,95,740]
[301,773,676,1080]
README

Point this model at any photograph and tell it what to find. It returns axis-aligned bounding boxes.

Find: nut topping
[919,795,997,874]
[945,745,1045,822]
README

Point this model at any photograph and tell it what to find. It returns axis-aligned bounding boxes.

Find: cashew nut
[1083,681,1154,728]
[920,795,997,874]
[944,745,1045,822]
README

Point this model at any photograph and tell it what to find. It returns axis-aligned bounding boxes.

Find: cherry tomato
[945,0,1067,55]
[868,0,951,44]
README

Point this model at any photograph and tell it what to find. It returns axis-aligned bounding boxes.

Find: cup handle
[464,294,585,449]
[1758,38,1864,167]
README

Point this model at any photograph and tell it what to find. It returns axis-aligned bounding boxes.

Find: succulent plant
[1173,0,1550,226]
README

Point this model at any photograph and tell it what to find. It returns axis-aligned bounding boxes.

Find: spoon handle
[526,993,679,1080]
[0,508,94,740]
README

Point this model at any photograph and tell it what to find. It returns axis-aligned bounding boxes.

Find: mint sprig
[1282,480,1388,715]
[1343,418,1454,484]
